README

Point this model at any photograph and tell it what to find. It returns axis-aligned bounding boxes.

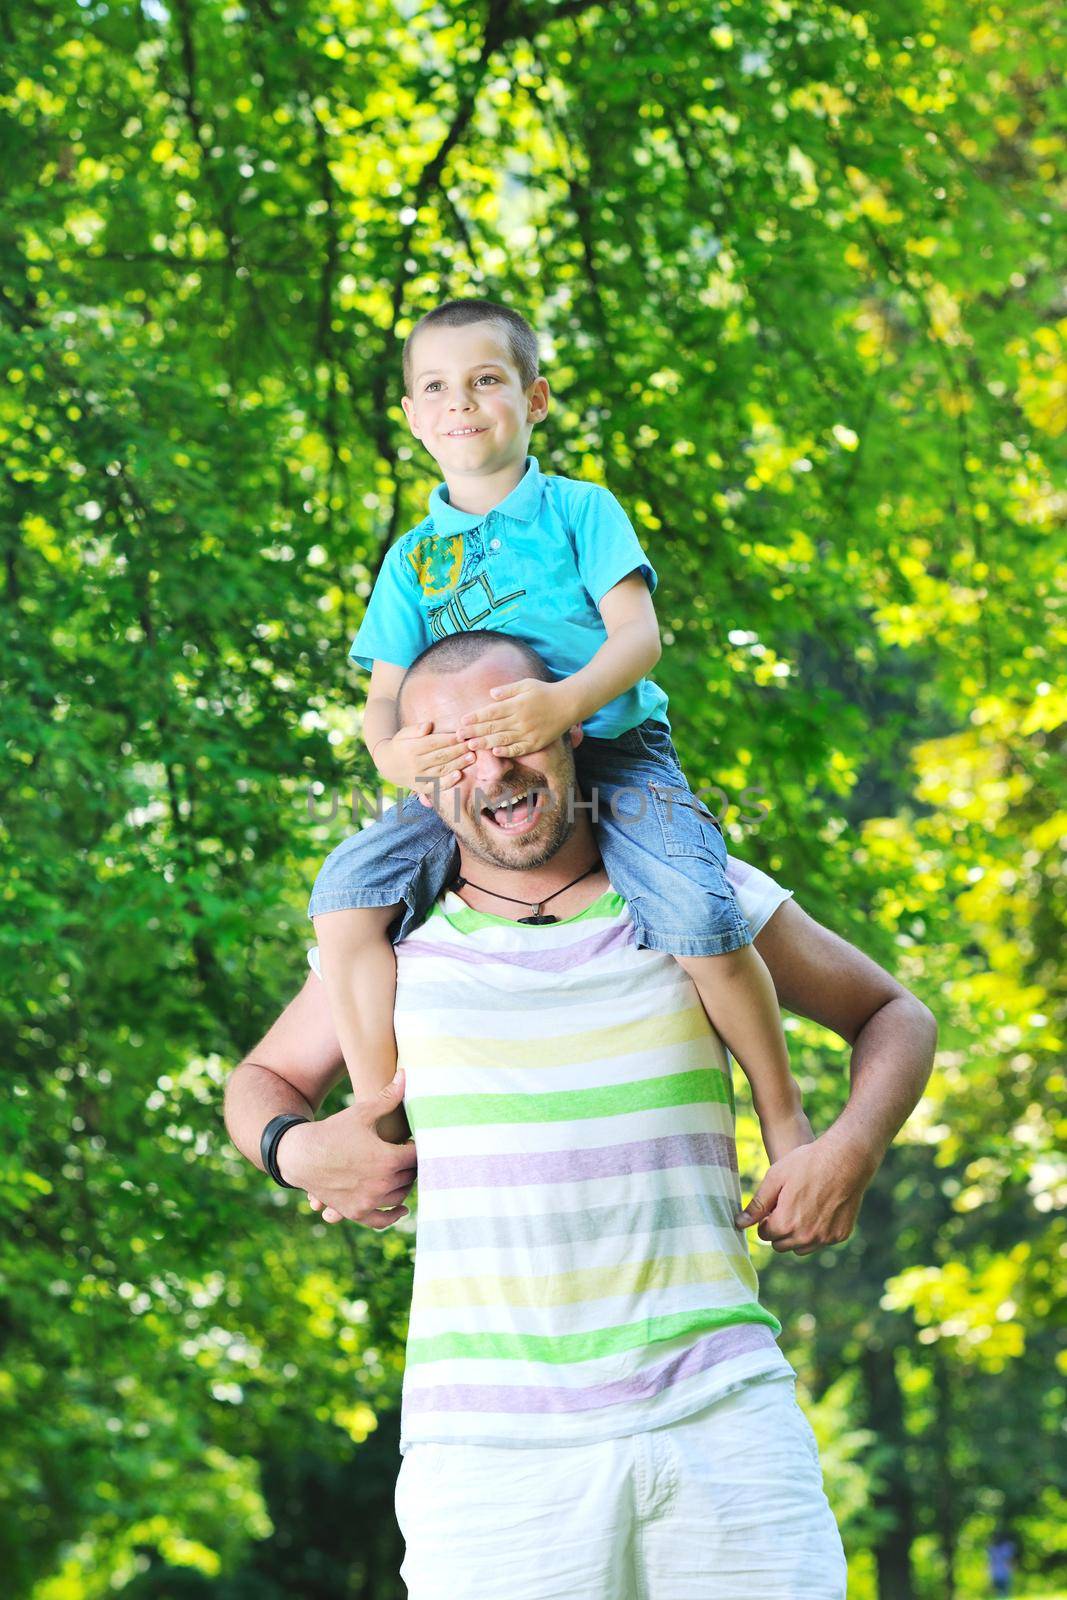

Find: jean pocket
[628,719,672,762]
[648,781,728,868]
[605,724,650,759]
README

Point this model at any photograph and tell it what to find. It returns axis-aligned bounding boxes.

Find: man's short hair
[402,299,540,397]
[396,630,555,725]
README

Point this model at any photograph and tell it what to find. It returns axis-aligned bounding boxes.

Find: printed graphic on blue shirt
[405,524,527,640]
[407,531,466,597]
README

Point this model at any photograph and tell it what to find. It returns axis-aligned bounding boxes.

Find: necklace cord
[451,860,602,921]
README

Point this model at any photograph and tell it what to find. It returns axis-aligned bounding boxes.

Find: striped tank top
[391,876,794,1453]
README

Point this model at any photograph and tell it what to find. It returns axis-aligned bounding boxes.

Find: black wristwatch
[260,1114,310,1189]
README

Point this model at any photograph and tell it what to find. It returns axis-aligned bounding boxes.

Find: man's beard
[435,750,579,872]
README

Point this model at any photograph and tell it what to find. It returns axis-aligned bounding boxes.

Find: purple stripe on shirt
[403,1323,778,1418]
[400,917,635,973]
[416,1130,738,1190]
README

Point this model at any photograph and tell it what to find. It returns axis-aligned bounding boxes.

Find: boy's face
[401,321,549,478]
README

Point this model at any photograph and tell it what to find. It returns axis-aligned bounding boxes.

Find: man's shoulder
[309,864,792,975]
[401,866,792,945]
[726,856,794,940]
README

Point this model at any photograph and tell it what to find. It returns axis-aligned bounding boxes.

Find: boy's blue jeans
[307,717,751,958]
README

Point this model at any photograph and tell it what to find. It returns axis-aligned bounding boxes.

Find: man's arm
[741,898,938,1253]
[223,974,416,1230]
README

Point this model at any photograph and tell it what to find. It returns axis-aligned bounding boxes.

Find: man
[224,636,936,1599]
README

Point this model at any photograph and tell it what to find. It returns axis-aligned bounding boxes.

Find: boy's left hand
[457,679,578,759]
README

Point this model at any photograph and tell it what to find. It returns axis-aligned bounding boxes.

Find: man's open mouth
[479,787,548,835]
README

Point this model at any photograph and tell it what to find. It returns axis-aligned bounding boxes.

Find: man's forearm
[223,1062,315,1179]
[733,989,937,1250]
[221,975,415,1229]
[823,994,937,1178]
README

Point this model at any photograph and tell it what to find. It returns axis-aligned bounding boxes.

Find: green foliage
[2,0,1063,1595]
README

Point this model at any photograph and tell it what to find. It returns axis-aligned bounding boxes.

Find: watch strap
[260,1113,310,1189]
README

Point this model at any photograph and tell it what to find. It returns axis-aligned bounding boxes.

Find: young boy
[309,298,813,1161]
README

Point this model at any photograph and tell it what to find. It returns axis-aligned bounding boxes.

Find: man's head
[400,300,550,478]
[397,631,586,874]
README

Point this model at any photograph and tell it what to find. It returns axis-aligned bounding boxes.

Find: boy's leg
[314,905,410,1145]
[306,792,459,1148]
[674,947,813,1164]
[574,724,812,1164]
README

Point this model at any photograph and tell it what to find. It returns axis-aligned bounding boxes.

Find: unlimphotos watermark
[305,777,770,834]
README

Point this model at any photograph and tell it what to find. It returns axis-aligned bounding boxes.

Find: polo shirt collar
[428,454,544,535]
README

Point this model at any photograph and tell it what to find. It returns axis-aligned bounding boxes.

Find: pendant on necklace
[517,912,559,925]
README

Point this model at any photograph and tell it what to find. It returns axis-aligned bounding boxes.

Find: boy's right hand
[375,719,477,796]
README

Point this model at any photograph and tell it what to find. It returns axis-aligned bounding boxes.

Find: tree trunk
[932,1348,958,1598]
[858,1164,919,1600]
[859,1341,919,1600]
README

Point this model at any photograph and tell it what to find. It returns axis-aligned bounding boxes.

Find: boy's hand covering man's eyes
[381,721,476,794]
[456,679,575,760]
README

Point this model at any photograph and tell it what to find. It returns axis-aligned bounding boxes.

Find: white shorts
[394,1373,847,1599]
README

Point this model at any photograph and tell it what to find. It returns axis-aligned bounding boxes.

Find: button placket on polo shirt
[483,510,502,553]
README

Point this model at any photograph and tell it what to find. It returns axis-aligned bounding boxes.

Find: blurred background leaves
[2,0,1063,1594]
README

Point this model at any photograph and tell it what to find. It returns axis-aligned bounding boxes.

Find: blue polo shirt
[348,454,670,738]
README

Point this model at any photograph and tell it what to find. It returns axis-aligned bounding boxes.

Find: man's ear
[568,723,584,751]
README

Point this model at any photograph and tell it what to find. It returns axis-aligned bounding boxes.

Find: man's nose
[465,747,512,783]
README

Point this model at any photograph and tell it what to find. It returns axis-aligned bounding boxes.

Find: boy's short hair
[397,629,555,724]
[402,299,540,397]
